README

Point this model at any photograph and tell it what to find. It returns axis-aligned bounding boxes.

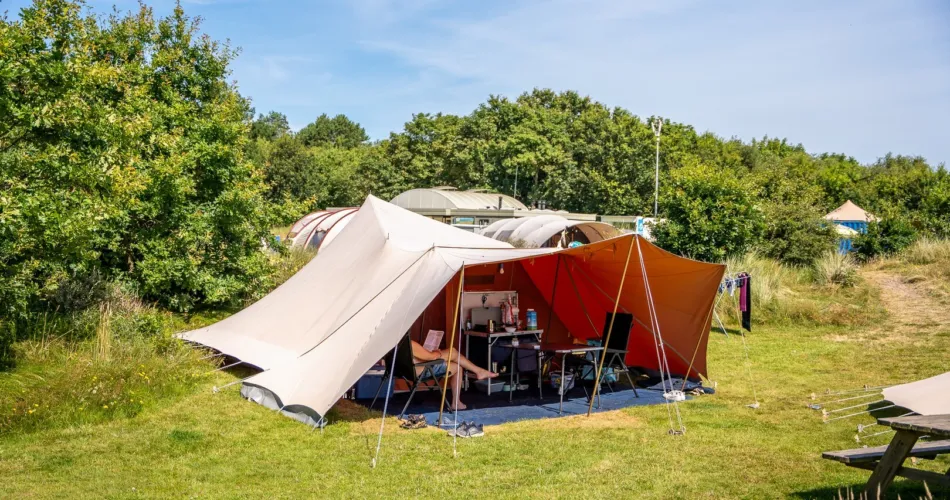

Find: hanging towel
[739,273,751,332]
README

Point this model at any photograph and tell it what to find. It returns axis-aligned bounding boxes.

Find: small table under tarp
[515,342,604,415]
[822,414,950,496]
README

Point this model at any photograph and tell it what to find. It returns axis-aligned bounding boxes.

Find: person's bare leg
[439,348,498,380]
[446,370,466,411]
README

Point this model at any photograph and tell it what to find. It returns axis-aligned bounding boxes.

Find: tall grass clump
[814,251,857,287]
[719,252,883,327]
[900,237,950,266]
[0,283,213,434]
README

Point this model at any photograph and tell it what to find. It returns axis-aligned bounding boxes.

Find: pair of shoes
[399,414,427,429]
[446,421,484,438]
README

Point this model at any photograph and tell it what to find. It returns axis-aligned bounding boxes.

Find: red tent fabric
[415,235,724,379]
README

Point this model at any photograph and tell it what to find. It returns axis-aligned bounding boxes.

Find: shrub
[814,251,857,287]
[851,215,918,261]
[755,180,838,266]
[652,162,764,262]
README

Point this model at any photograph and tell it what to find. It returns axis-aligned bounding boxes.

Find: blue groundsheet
[372,385,673,427]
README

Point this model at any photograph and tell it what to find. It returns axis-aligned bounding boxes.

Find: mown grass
[0,249,947,498]
[1,320,947,498]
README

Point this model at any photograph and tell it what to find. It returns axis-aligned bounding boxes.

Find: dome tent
[480,215,620,248]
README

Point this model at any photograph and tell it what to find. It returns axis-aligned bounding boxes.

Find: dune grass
[0,252,946,498]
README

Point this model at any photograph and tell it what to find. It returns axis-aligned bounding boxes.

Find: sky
[3,0,949,166]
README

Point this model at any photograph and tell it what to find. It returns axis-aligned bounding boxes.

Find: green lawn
[1,269,948,498]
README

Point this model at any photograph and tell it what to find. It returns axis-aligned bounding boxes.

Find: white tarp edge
[882,371,950,416]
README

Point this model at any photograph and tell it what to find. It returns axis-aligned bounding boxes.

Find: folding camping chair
[598,312,640,398]
[572,312,641,407]
[371,333,447,418]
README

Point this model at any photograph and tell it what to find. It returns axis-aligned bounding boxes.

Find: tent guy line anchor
[823,404,896,423]
[808,391,883,409]
[814,384,892,398]
[822,399,886,415]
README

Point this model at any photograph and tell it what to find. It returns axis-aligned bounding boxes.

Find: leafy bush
[652,162,764,262]
[0,0,274,317]
[755,180,838,266]
[813,250,857,287]
[851,215,918,261]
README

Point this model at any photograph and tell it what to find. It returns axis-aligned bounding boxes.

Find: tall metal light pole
[651,117,663,218]
[513,165,518,201]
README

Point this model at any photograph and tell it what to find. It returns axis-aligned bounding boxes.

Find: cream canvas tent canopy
[180,196,724,425]
[882,371,950,416]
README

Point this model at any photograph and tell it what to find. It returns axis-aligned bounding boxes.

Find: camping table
[822,414,950,496]
[464,329,542,395]
[518,343,604,415]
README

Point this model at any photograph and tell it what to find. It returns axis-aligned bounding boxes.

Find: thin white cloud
[351,0,950,164]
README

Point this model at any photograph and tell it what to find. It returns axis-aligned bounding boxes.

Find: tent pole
[372,344,399,468]
[438,265,465,426]
[587,237,635,417]
[452,264,467,457]
[679,292,719,391]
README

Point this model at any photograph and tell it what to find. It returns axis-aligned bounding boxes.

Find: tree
[249,110,290,141]
[652,162,764,262]
[297,114,368,148]
[0,0,274,314]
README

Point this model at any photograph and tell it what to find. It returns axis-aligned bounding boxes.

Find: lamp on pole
[650,117,663,218]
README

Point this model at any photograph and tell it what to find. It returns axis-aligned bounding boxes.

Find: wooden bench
[822,439,950,464]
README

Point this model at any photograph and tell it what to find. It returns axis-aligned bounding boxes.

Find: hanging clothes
[739,273,751,332]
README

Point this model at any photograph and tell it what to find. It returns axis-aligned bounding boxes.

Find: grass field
[1,256,948,498]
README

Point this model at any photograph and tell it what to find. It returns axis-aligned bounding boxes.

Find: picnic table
[822,414,950,496]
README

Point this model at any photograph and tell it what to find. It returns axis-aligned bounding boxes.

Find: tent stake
[587,236,634,417]
[438,266,465,427]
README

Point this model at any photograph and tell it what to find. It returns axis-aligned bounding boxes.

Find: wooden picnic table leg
[862,429,921,497]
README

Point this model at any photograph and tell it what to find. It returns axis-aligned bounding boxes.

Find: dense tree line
[253,90,949,263]
[2,0,948,337]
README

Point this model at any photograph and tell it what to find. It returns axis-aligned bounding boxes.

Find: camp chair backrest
[602,313,633,351]
[392,333,419,382]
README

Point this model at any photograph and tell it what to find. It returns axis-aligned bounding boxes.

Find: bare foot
[475,370,499,380]
[448,401,467,411]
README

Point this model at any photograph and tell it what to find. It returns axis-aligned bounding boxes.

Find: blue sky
[4,0,949,165]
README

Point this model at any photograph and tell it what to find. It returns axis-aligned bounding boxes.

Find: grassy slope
[1,268,948,498]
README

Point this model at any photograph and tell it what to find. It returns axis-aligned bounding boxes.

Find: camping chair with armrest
[371,332,447,419]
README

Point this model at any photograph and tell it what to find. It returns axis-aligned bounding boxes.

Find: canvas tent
[180,196,724,425]
[288,208,358,250]
[882,371,950,416]
[478,215,621,248]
